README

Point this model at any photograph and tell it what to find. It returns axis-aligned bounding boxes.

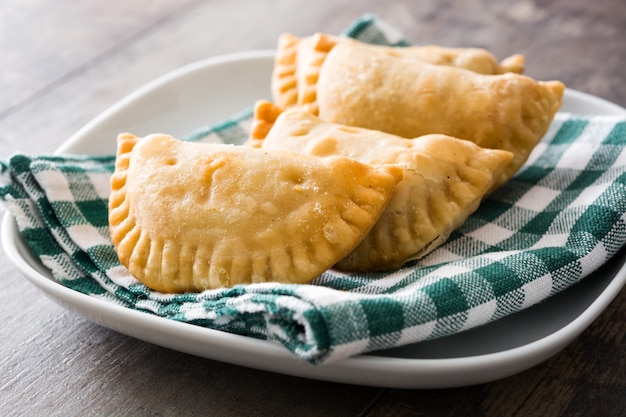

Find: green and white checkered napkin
[2,15,626,364]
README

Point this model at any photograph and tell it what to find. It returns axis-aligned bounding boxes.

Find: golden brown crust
[270,32,525,114]
[260,109,514,271]
[246,100,284,147]
[316,42,564,186]
[295,33,339,114]
[109,133,402,292]
[270,33,301,109]
[365,43,524,75]
[498,54,525,74]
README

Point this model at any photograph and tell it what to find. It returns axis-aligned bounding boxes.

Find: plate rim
[3,50,626,389]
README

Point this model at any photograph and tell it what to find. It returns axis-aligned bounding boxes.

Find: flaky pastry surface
[259,107,514,271]
[315,42,564,186]
[271,33,525,114]
[109,133,402,292]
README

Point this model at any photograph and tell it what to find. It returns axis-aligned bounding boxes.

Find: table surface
[1,0,625,416]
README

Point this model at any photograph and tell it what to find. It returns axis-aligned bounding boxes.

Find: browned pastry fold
[271,32,525,112]
[257,106,514,271]
[109,133,403,292]
[315,42,564,186]
[248,99,283,147]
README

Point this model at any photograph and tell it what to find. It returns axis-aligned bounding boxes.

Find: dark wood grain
[368,289,626,417]
[1,0,625,416]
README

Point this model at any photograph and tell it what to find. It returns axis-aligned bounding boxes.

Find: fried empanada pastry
[247,99,284,148]
[109,133,403,292]
[257,105,514,271]
[271,33,525,111]
[314,42,564,186]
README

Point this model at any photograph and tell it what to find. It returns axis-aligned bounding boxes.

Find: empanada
[314,42,564,186]
[109,133,403,292]
[271,33,525,111]
[256,105,514,271]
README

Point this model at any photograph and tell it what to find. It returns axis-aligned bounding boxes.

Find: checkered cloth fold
[2,15,626,364]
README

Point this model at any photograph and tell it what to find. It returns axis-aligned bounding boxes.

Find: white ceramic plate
[3,50,626,389]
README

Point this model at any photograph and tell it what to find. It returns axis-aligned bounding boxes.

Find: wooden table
[1,1,625,415]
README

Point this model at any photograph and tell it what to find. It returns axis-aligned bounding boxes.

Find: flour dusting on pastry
[109,133,401,292]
